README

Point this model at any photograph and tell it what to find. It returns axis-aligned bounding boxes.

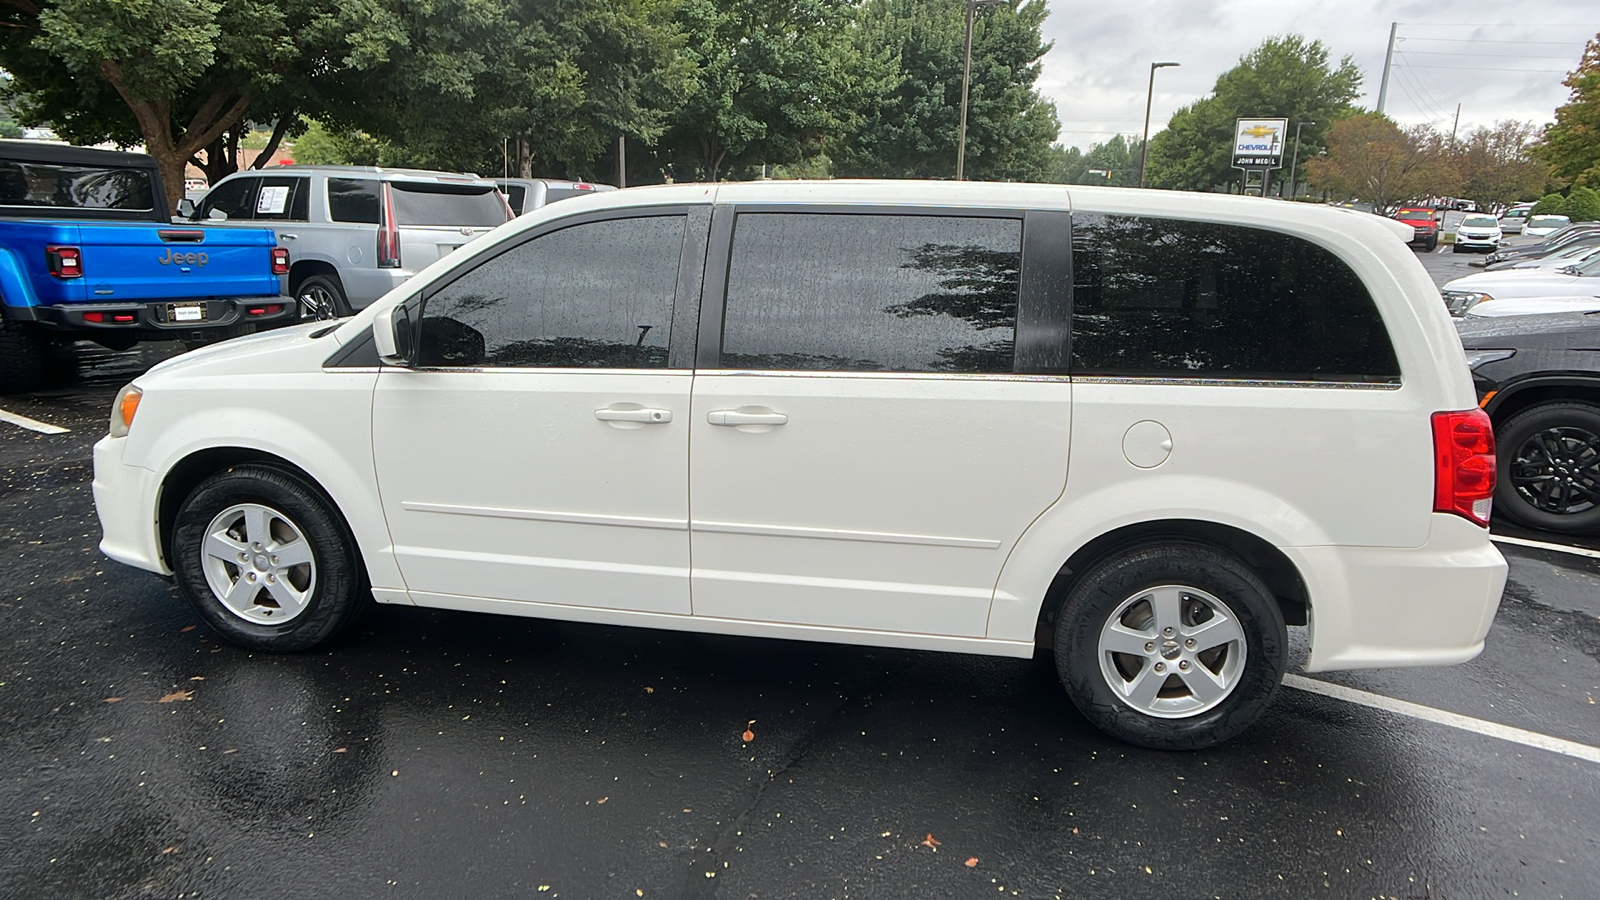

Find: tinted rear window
[328,178,381,224]
[391,183,507,227]
[1070,214,1400,382]
[544,186,599,204]
[0,161,154,211]
[500,184,526,215]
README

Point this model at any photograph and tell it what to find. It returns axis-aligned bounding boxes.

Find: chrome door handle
[707,410,788,426]
[595,407,672,424]
[279,233,298,240]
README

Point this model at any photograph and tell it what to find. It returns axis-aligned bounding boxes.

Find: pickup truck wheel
[1424,236,1438,251]
[296,275,349,321]
[172,464,370,652]
[0,319,46,394]
[1053,541,1287,750]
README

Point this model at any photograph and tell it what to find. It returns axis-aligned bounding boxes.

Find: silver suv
[185,166,512,318]
[495,178,615,216]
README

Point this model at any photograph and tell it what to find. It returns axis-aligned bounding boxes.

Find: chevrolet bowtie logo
[1243,125,1278,138]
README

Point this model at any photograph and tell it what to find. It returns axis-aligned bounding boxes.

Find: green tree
[1537,33,1600,188]
[1455,121,1550,211]
[1566,186,1600,222]
[835,0,1059,181]
[656,0,864,181]
[1304,113,1460,211]
[0,0,411,209]
[1040,143,1086,183]
[1145,35,1363,191]
[1531,192,1568,216]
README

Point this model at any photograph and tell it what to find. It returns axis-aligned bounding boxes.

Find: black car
[1458,312,1600,533]
[1481,223,1600,268]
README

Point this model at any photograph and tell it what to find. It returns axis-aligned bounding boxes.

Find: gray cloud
[1036,0,1598,149]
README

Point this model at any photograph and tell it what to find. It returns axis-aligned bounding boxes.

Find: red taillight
[47,245,82,278]
[377,183,401,268]
[83,312,104,322]
[271,247,290,275]
[1432,409,1496,527]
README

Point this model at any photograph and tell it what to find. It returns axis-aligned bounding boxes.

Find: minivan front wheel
[1053,542,1287,749]
[172,464,368,651]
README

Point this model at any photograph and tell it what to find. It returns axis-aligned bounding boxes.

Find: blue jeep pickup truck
[0,141,294,392]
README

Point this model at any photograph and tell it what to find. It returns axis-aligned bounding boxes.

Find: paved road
[1,305,1597,899]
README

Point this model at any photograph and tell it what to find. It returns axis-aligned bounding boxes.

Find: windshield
[390,182,509,227]
[1502,208,1530,219]
[1396,208,1434,219]
[1576,255,1600,276]
[1462,216,1498,227]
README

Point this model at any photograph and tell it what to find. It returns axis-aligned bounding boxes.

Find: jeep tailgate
[72,221,281,302]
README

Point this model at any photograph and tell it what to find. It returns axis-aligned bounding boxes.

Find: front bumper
[1455,235,1499,251]
[93,435,170,576]
[1297,514,1506,672]
[8,296,296,334]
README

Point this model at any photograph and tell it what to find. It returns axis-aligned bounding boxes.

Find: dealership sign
[1232,118,1288,169]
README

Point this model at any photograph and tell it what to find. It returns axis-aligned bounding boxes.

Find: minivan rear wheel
[1053,541,1287,750]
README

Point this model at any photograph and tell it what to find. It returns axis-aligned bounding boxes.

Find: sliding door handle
[595,407,673,424]
[707,410,787,427]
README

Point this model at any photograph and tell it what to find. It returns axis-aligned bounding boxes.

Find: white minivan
[93,182,1506,749]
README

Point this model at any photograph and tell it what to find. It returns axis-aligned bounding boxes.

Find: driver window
[417,215,685,369]
[194,177,258,221]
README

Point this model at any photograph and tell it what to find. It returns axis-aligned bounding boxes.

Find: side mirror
[373,297,417,365]
[176,199,196,218]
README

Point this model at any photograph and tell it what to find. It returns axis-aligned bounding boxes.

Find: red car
[1393,206,1439,251]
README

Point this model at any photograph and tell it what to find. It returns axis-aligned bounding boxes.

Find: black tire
[0,318,46,394]
[1451,243,1463,253]
[1494,402,1600,534]
[295,273,349,321]
[181,322,254,351]
[172,464,370,651]
[1053,541,1287,750]
[1424,236,1438,251]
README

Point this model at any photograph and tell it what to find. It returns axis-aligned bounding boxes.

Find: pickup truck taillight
[271,247,290,275]
[47,245,82,278]
[377,183,402,268]
[1433,409,1496,527]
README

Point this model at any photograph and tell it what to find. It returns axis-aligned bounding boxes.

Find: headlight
[1442,290,1493,316]
[109,384,142,437]
[1463,349,1515,369]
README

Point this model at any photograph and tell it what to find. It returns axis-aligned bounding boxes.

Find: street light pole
[1137,61,1179,188]
[957,0,1006,180]
[1287,120,1314,199]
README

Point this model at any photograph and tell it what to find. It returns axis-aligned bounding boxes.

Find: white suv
[93,182,1507,749]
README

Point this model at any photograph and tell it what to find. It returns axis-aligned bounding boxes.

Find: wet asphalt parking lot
[2,236,1597,899]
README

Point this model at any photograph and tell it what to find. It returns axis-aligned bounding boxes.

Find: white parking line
[1284,674,1600,765]
[0,407,69,435]
[1491,534,1600,561]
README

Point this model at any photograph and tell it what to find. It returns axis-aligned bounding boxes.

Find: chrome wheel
[298,283,341,321]
[1097,584,1247,719]
[200,503,317,625]
[1510,426,1600,515]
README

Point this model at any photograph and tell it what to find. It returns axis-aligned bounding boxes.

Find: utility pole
[1450,104,1461,144]
[617,135,627,188]
[1376,22,1398,115]
[1138,61,1180,188]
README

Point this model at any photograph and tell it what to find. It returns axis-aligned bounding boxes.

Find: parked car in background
[495,178,614,216]
[1442,254,1600,317]
[1393,206,1439,250]
[0,141,292,392]
[1484,224,1600,268]
[1453,214,1502,253]
[1457,311,1600,533]
[94,181,1506,751]
[1523,215,1571,239]
[1498,204,1535,234]
[183,166,512,319]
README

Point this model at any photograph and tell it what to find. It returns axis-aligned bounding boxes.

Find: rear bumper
[93,435,170,576]
[7,296,296,333]
[1297,514,1506,672]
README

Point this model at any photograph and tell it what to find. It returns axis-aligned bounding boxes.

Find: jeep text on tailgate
[0,140,294,393]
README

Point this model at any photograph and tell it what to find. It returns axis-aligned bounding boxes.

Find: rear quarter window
[1069,214,1400,383]
[328,178,381,224]
[391,183,508,227]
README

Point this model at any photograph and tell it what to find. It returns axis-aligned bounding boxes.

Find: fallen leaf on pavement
[921,834,941,849]
[103,697,122,703]
[965,857,979,867]
[180,626,196,633]
[597,796,609,804]
[333,747,348,753]
[741,728,754,743]
[158,690,194,703]
[188,676,205,681]
[161,846,179,855]
[644,686,654,694]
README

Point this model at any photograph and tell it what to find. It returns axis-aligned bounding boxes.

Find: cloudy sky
[1035,0,1600,150]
